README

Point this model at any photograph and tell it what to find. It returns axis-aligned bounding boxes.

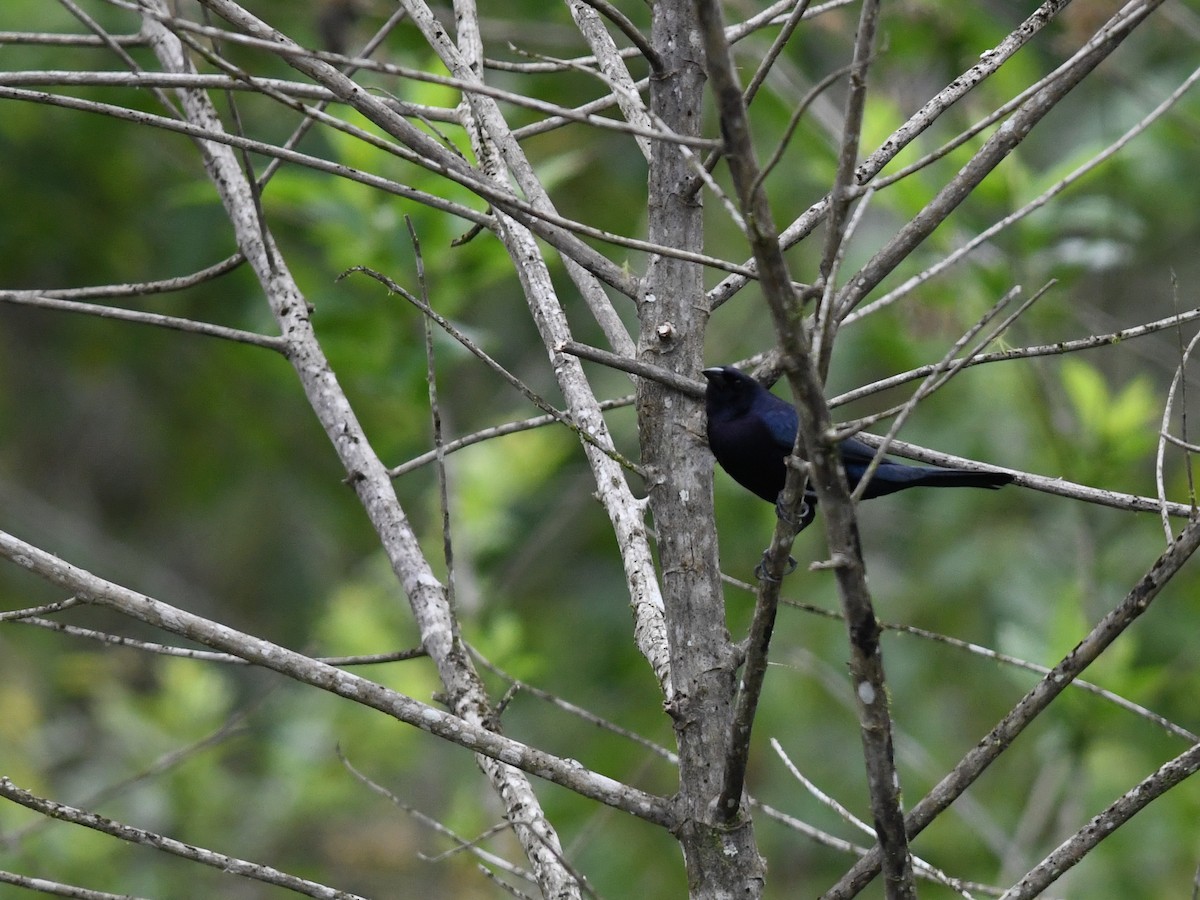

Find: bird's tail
[857,466,1013,499]
[914,469,1013,490]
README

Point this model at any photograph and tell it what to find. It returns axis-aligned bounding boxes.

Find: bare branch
[853,0,1073,186]
[1157,302,1200,540]
[824,515,1200,898]
[851,433,1196,519]
[389,396,634,478]
[0,777,366,900]
[572,0,662,73]
[563,2,653,160]
[0,527,676,825]
[0,30,144,47]
[4,0,1195,893]
[813,0,881,380]
[707,0,1080,312]
[846,58,1200,324]
[386,0,671,698]
[337,748,535,885]
[696,4,912,890]
[0,869,148,900]
[0,85,494,227]
[726,0,857,43]
[845,283,1041,501]
[7,617,245,662]
[411,221,460,621]
[0,291,287,351]
[6,613,427,667]
[0,69,386,105]
[836,0,1170,316]
[833,308,1200,407]
[345,267,643,476]
[511,76,648,140]
[1001,741,1200,898]
[0,596,82,620]
[472,645,677,763]
[771,740,980,899]
[722,574,1200,744]
[89,4,704,148]
[127,11,658,895]
[26,254,245,297]
[558,339,703,397]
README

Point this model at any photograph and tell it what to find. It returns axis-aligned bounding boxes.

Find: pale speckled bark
[640,1,765,896]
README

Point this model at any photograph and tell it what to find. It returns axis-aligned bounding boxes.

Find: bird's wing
[837,436,890,466]
[754,395,800,453]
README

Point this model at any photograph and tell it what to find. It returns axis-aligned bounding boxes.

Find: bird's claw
[755,551,798,583]
[774,496,816,531]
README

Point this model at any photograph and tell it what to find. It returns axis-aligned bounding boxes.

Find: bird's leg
[774,492,816,531]
[758,489,815,580]
[755,551,798,583]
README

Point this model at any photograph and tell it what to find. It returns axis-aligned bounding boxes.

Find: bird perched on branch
[702,365,1012,529]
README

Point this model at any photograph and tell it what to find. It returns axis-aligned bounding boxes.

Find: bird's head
[701,365,763,416]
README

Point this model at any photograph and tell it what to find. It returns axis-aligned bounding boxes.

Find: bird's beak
[701,367,723,382]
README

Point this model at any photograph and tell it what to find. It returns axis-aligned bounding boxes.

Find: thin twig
[336,748,534,883]
[562,2,652,160]
[0,69,445,110]
[557,340,703,397]
[0,85,493,227]
[92,4,704,149]
[726,0,858,44]
[470,645,677,764]
[853,0,1073,186]
[850,432,1195,519]
[770,740,978,900]
[59,0,181,116]
[343,267,644,478]
[410,219,457,609]
[0,292,287,351]
[389,397,634,479]
[1,688,270,848]
[814,0,882,386]
[686,0,816,194]
[1157,277,1200,541]
[705,0,1082,313]
[477,867,536,899]
[0,29,145,47]
[753,63,853,196]
[0,596,81,620]
[511,76,647,140]
[260,7,413,187]
[845,283,1043,500]
[729,573,1200,744]
[740,0,814,110]
[832,308,1200,407]
[6,615,428,667]
[16,254,245,298]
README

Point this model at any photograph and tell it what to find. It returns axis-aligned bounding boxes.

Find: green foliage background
[2,1,1200,897]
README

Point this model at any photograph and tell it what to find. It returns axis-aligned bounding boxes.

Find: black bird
[702,365,1012,527]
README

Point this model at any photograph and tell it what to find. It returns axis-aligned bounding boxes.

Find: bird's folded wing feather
[757,401,799,452]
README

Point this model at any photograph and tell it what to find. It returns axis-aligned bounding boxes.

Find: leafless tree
[2,1,1199,897]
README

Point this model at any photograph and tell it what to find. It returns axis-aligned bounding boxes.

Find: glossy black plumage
[702,365,1012,511]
